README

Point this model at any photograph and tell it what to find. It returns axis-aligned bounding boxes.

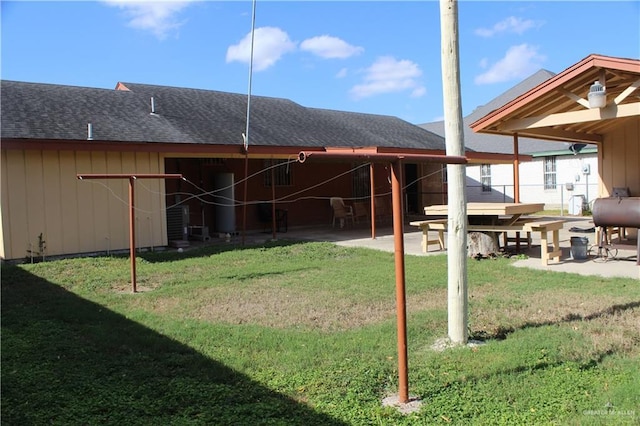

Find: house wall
[466,153,599,211]
[599,118,639,238]
[1,148,443,260]
[419,163,446,207]
[163,156,396,233]
[599,118,640,198]
[1,149,166,261]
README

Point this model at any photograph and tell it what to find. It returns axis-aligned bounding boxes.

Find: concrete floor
[248,216,639,280]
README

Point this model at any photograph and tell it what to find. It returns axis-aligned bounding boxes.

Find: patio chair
[330,197,355,228]
[353,201,369,224]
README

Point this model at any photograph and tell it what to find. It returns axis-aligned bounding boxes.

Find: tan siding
[133,152,163,248]
[624,120,639,196]
[107,151,129,250]
[158,155,169,246]
[60,151,81,254]
[609,127,626,193]
[24,151,47,257]
[76,151,97,252]
[89,152,111,253]
[601,119,640,197]
[6,150,30,259]
[42,151,64,256]
[1,150,9,259]
[2,149,170,260]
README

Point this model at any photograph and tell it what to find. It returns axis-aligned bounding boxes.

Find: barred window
[352,164,370,199]
[264,160,292,187]
[480,164,491,192]
[544,156,557,190]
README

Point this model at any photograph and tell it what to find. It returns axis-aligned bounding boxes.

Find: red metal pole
[77,173,183,294]
[370,163,376,239]
[513,134,520,203]
[271,166,277,240]
[129,177,137,293]
[391,160,409,403]
[513,134,522,251]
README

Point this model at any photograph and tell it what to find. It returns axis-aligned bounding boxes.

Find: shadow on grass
[1,266,346,426]
[471,301,640,341]
[137,238,308,264]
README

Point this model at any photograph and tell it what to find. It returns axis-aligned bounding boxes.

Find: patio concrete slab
[270,216,638,280]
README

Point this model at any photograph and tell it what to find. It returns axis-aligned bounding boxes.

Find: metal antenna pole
[242,0,257,245]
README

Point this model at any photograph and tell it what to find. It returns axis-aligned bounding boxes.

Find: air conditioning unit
[167,205,189,242]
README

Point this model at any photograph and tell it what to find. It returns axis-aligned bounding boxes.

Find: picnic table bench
[410,217,565,265]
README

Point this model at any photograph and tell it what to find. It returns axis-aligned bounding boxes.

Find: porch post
[391,160,408,403]
[370,163,376,239]
[513,133,520,203]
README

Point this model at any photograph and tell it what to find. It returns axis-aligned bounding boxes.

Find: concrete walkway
[258,216,639,280]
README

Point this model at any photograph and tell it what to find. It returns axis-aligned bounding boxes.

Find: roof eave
[470,54,640,134]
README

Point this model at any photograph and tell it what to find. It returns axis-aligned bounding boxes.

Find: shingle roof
[420,69,575,155]
[2,80,449,151]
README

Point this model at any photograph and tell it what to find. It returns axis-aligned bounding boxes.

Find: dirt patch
[470,288,640,355]
[146,284,447,332]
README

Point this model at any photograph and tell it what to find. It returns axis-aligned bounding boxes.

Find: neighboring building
[1,80,509,261]
[421,69,599,211]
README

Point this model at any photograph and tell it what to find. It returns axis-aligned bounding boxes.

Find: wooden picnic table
[423,202,545,226]
[412,202,564,264]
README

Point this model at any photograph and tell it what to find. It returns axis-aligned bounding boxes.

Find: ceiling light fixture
[588,81,606,109]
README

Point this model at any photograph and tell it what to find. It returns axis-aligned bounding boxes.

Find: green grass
[2,241,639,425]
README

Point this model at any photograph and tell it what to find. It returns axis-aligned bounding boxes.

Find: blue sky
[2,1,639,125]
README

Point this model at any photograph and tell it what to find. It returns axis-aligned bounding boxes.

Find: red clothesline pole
[77,173,183,293]
[298,150,467,404]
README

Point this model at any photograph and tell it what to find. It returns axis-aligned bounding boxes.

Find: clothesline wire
[79,160,446,213]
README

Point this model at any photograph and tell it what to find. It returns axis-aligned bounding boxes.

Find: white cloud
[226,27,296,72]
[102,0,195,40]
[336,68,348,78]
[349,56,425,100]
[475,16,540,38]
[300,35,363,59]
[474,44,546,85]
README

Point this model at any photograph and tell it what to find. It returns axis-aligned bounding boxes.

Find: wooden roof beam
[497,102,640,131]
[614,78,640,105]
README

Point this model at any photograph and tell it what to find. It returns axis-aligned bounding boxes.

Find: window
[352,164,370,199]
[544,156,556,190]
[480,164,491,192]
[264,160,292,187]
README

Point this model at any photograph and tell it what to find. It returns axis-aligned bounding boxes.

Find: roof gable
[470,54,640,143]
[420,69,571,155]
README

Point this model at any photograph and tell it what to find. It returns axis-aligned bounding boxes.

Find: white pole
[440,0,468,345]
[243,0,257,151]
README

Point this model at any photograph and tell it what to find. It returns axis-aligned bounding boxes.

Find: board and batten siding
[599,119,639,239]
[599,119,640,199]
[1,149,167,261]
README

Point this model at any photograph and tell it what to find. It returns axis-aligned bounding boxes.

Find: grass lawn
[2,240,638,425]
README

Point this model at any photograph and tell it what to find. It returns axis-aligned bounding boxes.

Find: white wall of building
[466,152,599,212]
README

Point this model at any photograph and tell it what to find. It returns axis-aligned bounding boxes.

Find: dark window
[352,164,370,199]
[264,160,292,187]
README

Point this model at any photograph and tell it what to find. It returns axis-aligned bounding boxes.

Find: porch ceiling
[470,54,640,144]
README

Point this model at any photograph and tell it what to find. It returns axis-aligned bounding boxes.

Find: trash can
[570,236,589,259]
